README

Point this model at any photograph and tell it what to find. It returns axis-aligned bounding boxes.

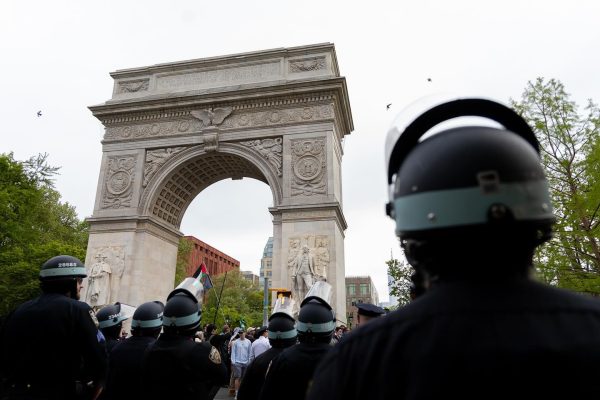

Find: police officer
[103,301,164,400]
[96,303,129,353]
[141,276,227,400]
[237,298,297,400]
[307,96,600,399]
[354,303,385,328]
[0,255,107,400]
[259,282,334,400]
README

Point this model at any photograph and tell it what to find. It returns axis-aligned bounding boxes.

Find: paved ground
[214,386,234,399]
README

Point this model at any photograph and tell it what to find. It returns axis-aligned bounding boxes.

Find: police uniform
[141,335,227,400]
[258,342,331,400]
[1,293,107,399]
[237,347,285,400]
[308,96,600,399]
[103,335,156,400]
[308,280,600,399]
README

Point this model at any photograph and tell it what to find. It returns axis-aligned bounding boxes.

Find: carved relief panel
[290,138,327,196]
[102,155,137,209]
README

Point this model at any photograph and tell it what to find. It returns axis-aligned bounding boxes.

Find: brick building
[345,276,379,329]
[183,235,239,277]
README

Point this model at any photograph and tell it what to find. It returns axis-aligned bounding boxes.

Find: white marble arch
[84,43,353,319]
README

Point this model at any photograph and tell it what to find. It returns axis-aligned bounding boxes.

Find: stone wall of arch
[83,44,353,318]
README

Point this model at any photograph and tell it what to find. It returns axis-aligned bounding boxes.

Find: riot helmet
[97,302,130,339]
[297,282,335,344]
[39,255,87,299]
[162,280,203,335]
[131,301,164,337]
[384,95,555,276]
[268,297,297,347]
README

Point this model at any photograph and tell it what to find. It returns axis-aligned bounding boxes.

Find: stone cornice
[90,78,353,143]
[269,202,348,232]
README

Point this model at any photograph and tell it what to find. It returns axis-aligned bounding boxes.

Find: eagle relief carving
[190,107,233,128]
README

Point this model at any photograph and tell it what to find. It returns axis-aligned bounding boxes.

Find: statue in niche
[86,253,112,308]
[289,245,316,303]
[314,237,330,281]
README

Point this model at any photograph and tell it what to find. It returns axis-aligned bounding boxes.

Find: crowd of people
[3,96,600,399]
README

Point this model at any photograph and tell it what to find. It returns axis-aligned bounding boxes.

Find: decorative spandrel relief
[102,155,136,209]
[103,103,334,141]
[241,138,283,176]
[85,246,126,310]
[290,138,327,196]
[287,235,330,305]
[289,57,326,73]
[143,147,186,187]
[117,79,149,93]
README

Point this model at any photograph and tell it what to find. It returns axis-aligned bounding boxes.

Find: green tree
[386,252,413,307]
[0,153,88,316]
[201,270,264,329]
[174,237,193,287]
[512,78,600,294]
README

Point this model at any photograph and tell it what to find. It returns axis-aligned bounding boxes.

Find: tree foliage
[201,270,264,329]
[512,78,600,294]
[386,253,413,307]
[0,153,88,316]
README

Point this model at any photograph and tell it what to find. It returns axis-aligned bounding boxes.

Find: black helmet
[39,255,86,281]
[297,297,335,344]
[268,298,297,347]
[162,290,201,334]
[97,302,129,329]
[131,301,164,333]
[384,96,555,269]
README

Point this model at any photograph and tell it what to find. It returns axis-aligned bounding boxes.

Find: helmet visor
[171,277,204,306]
[303,281,333,306]
[271,297,296,320]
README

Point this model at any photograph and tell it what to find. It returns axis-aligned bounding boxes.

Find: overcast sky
[2,0,599,302]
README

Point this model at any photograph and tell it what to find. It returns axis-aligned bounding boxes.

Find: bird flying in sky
[386,103,392,110]
[37,110,42,117]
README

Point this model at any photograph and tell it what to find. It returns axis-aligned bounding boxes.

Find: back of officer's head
[131,301,164,338]
[385,97,555,281]
[162,291,201,337]
[297,298,335,344]
[268,313,297,348]
[39,255,87,299]
[97,303,128,339]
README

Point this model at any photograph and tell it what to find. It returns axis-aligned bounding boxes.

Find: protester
[231,329,252,399]
[250,326,270,361]
[307,96,600,399]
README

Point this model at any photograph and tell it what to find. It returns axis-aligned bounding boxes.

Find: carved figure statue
[86,253,112,308]
[314,237,330,280]
[289,245,316,302]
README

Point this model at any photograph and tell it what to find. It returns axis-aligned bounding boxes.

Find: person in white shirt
[250,326,271,362]
[231,330,252,398]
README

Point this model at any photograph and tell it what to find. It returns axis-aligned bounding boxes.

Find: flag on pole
[199,262,213,290]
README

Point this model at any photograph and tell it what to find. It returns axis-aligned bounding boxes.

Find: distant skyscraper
[260,237,273,289]
[387,272,399,307]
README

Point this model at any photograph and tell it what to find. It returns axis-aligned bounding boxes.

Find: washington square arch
[83,43,353,319]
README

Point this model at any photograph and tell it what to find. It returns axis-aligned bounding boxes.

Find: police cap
[356,303,385,317]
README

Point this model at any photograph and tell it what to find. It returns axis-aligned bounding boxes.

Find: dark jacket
[308,279,600,400]
[0,293,107,400]
[103,336,155,400]
[141,334,227,400]
[237,347,285,400]
[259,342,330,400]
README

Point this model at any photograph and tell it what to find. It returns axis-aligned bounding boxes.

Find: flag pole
[213,270,228,325]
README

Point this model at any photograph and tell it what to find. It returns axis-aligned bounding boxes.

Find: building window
[360,283,368,295]
[267,271,272,277]
[348,284,356,295]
